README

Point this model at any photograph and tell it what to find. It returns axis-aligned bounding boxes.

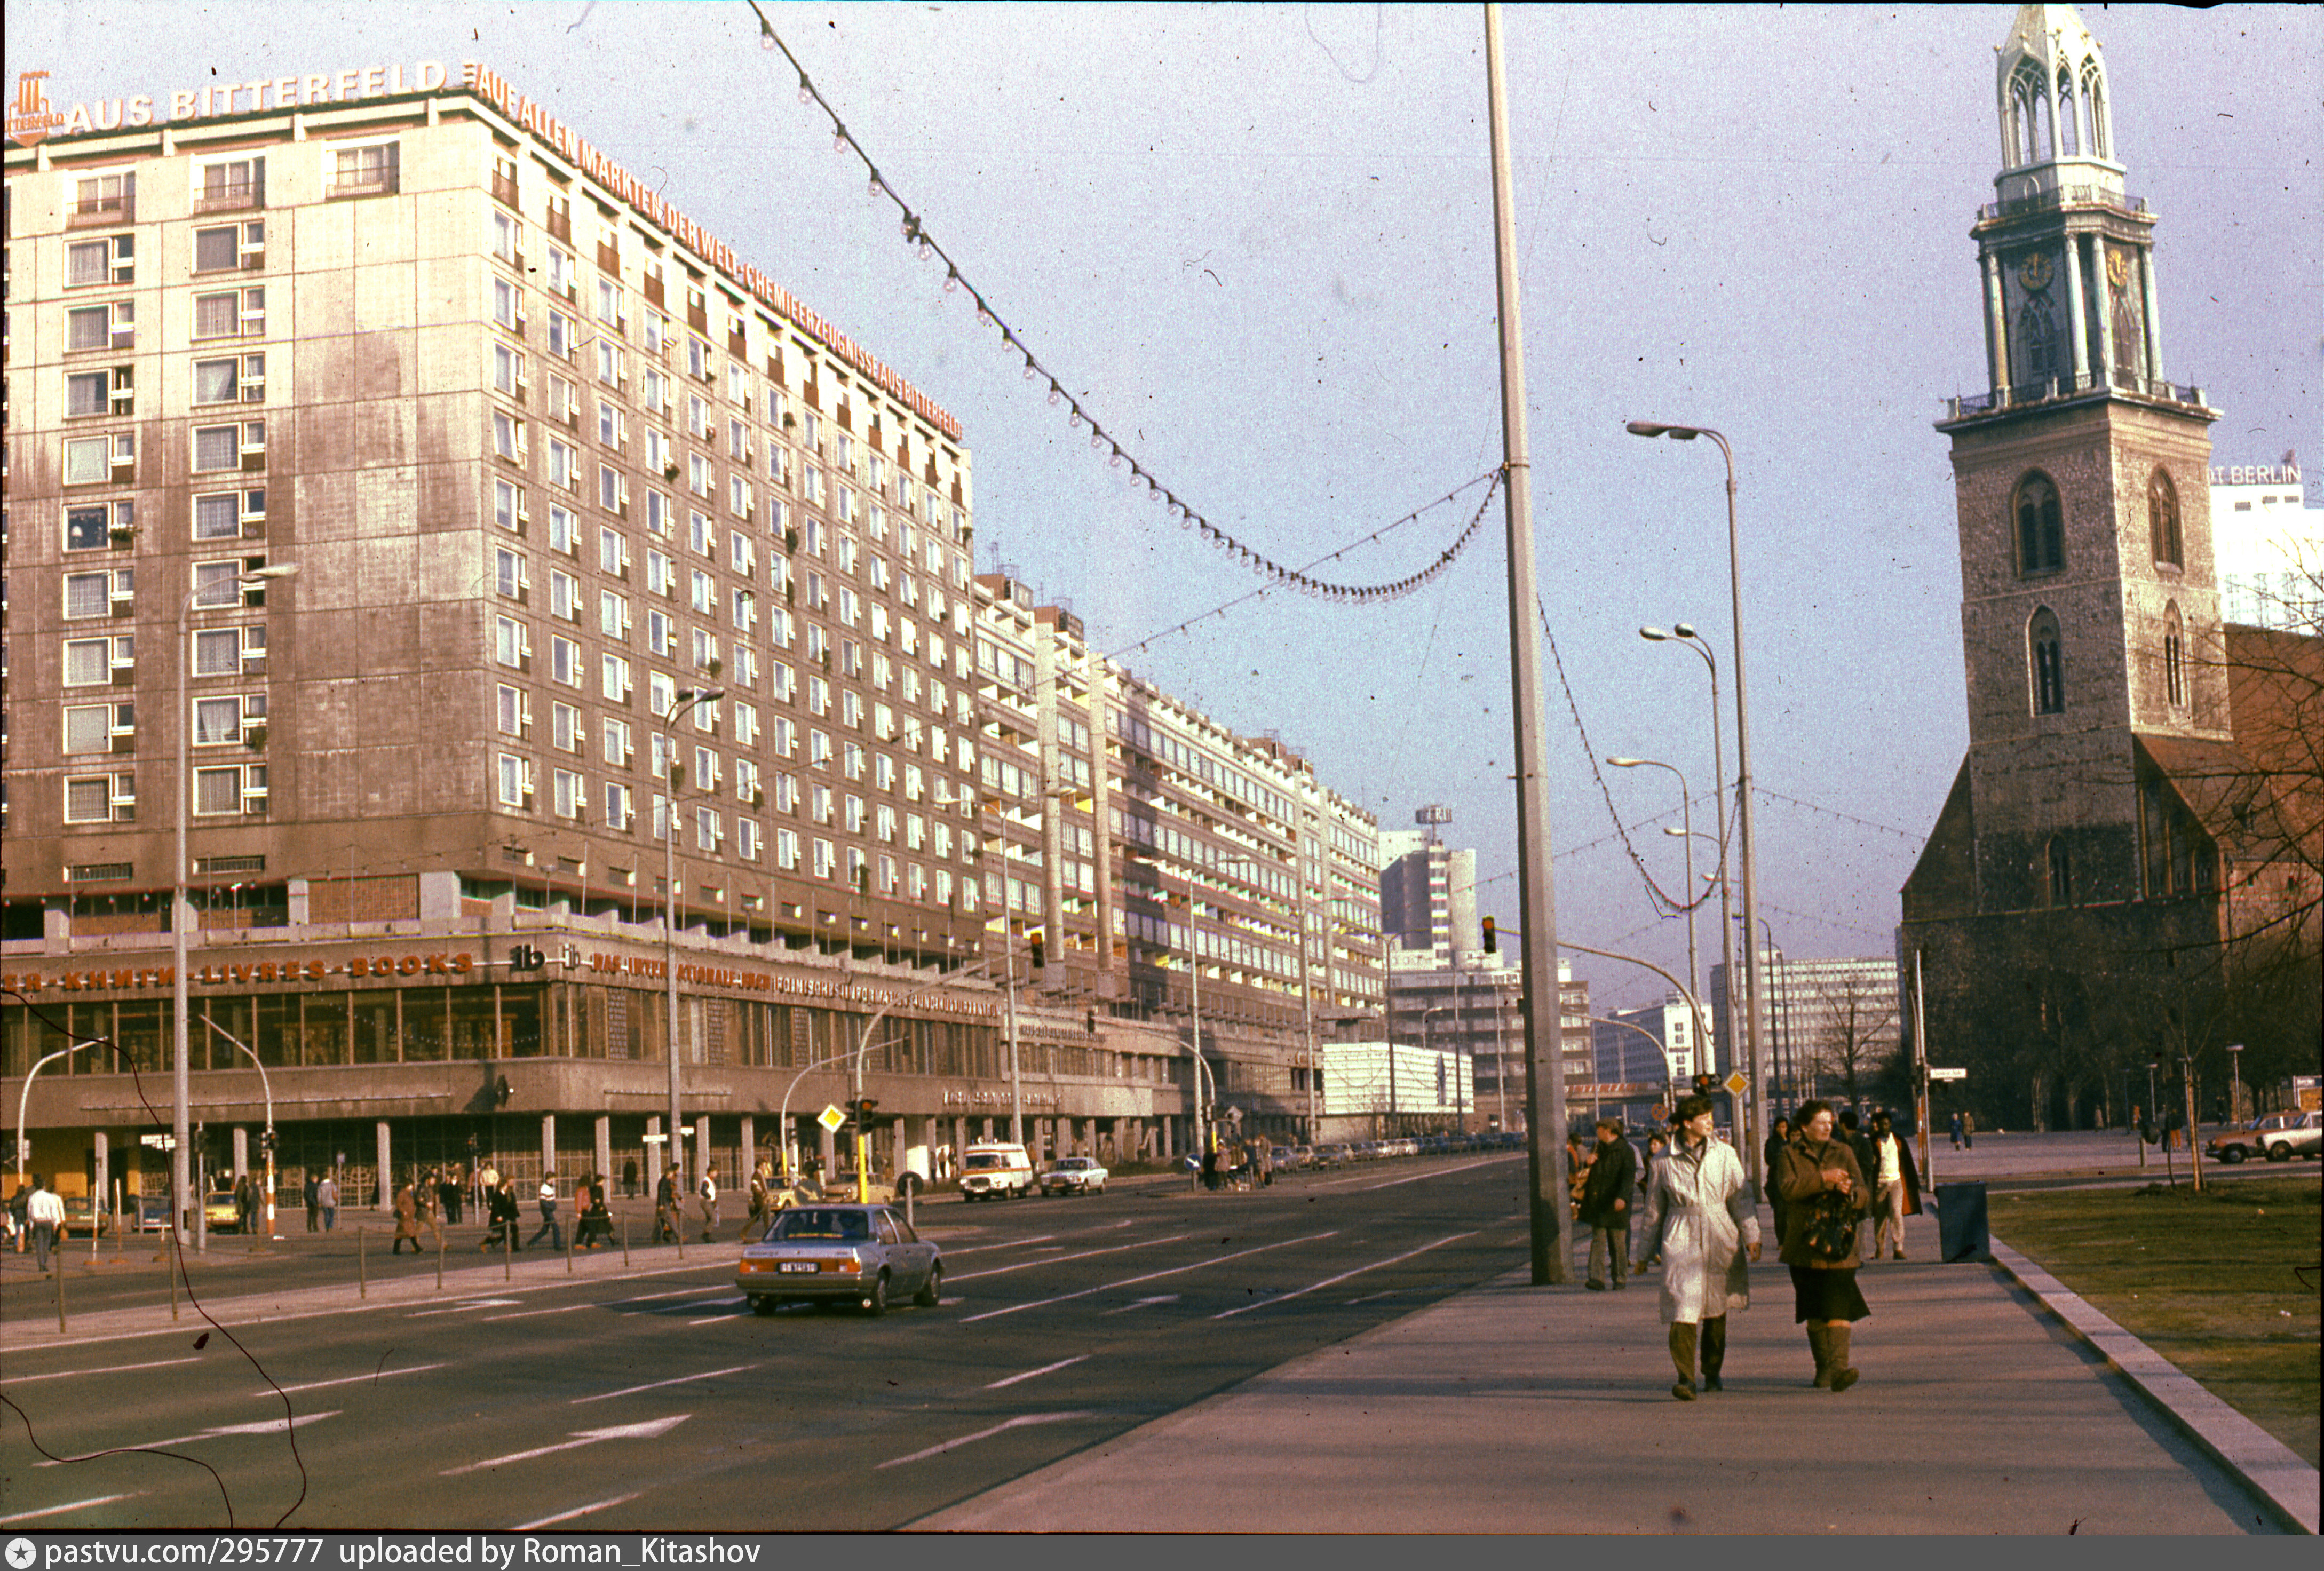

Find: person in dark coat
[1577,1118,1639,1290]
[480,1177,522,1251]
[1865,1109,1923,1259]
[1762,1115,1793,1244]
[1836,1108,1880,1264]
[1776,1101,1870,1391]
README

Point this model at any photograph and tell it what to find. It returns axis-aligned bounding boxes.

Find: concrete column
[646,1116,664,1192]
[1982,251,2011,398]
[2139,248,2166,384]
[739,1116,756,1176]
[232,1126,249,1182]
[375,1121,392,1210]
[693,1114,711,1188]
[540,1113,557,1184]
[93,1132,111,1220]
[2063,231,2090,386]
[594,1115,612,1191]
[2092,240,2117,385]
[818,1123,836,1177]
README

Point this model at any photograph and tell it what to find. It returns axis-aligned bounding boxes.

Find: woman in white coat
[1638,1095,1762,1399]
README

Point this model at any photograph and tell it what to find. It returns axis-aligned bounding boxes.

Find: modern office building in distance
[2,61,1380,1208]
[2210,458,2321,633]
[1713,951,1901,1114]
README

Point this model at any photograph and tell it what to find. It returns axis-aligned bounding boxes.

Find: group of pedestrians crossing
[1577,1096,1927,1399]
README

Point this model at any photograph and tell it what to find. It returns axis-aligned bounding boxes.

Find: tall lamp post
[1607,756,1699,1060]
[1628,421,1765,1200]
[1638,626,1734,1141]
[177,562,298,1250]
[661,685,724,1198]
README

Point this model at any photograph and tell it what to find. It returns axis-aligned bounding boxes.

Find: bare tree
[1807,971,1898,1110]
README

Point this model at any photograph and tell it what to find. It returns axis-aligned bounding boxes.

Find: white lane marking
[39,1410,340,1465]
[6,1357,199,1384]
[940,1233,1059,1255]
[687,1297,748,1324]
[407,1299,521,1317]
[1361,1159,1511,1191]
[948,1232,1195,1283]
[1212,1231,1478,1319]
[876,1411,1092,1470]
[513,1491,644,1530]
[485,1300,604,1322]
[441,1414,689,1475]
[574,1364,757,1405]
[1101,1295,1180,1316]
[0,1493,144,1523]
[962,1232,1338,1323]
[259,1363,447,1396]
[984,1354,1090,1390]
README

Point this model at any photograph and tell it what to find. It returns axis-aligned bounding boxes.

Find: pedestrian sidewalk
[915,1242,2317,1535]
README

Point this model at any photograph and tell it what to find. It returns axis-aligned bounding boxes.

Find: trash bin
[1934,1180,1988,1262]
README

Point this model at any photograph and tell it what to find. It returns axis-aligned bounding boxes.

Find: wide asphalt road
[1,1155,1534,1532]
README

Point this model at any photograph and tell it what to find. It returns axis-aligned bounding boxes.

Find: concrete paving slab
[913,1257,2297,1535]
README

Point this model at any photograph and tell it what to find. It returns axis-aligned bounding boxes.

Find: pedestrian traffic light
[1028,930,1046,972]
[1482,916,1496,955]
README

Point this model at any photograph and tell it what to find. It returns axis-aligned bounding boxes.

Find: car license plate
[779,1261,816,1273]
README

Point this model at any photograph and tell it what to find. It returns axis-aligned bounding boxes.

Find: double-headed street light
[662,685,724,1196]
[177,562,298,1250]
[1627,419,1766,1199]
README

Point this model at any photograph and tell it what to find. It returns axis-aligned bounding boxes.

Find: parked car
[734,1203,942,1316]
[1040,1155,1108,1196]
[59,1196,109,1238]
[1269,1145,1300,1172]
[1311,1143,1353,1167]
[2256,1110,2322,1162]
[135,1194,173,1233]
[956,1141,1035,1201]
[203,1191,243,1233]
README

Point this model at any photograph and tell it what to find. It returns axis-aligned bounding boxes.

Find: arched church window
[2163,601,2186,709]
[2056,70,2080,157]
[2015,473,2065,576]
[2081,67,2107,158]
[2148,467,2182,566]
[2047,837,2073,908]
[2009,62,2050,166]
[2029,606,2065,715]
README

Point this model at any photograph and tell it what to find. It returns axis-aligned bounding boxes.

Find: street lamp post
[661,685,724,1201]
[177,562,297,1251]
[2225,1043,2244,1125]
[1628,422,1765,1200]
[1607,756,1699,1062]
[1638,626,1734,1124]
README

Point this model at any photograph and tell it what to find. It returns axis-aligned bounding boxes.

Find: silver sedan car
[735,1203,942,1316]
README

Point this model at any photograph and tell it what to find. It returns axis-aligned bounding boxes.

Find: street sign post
[817,1105,846,1133]
[1929,1067,1968,1083]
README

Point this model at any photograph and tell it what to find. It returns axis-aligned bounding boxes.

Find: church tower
[1930,2,2224,917]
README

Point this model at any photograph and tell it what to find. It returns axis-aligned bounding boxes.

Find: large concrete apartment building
[2,62,1379,1206]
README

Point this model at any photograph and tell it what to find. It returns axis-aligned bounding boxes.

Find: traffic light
[1482,916,1497,955]
[1693,1072,1719,1101]
[850,1098,880,1125]
[1027,930,1046,973]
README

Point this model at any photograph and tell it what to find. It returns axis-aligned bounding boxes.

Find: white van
[956,1142,1035,1201]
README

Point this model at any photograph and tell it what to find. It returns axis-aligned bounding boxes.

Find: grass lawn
[1992,1173,2321,1468]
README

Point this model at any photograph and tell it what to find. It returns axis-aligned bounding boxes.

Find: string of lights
[1538,596,1725,921]
[747,2,1502,607]
[1111,470,1505,660]
[1756,789,1928,847]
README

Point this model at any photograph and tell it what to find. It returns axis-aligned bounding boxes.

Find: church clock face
[2105,249,2130,290]
[2017,250,2052,291]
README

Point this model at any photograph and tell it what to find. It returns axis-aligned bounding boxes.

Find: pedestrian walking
[528,1175,565,1251]
[304,1173,321,1232]
[1835,1109,1879,1264]
[1948,1110,1963,1151]
[1634,1129,1670,1272]
[1762,1115,1794,1245]
[234,1172,258,1235]
[1961,1111,1976,1149]
[480,1177,522,1251]
[391,1183,423,1254]
[439,1164,464,1226]
[575,1175,614,1249]
[1565,1132,1593,1219]
[1638,1097,1762,1399]
[654,1167,680,1243]
[1579,1118,1639,1290]
[697,1168,719,1243]
[1866,1110,1922,1259]
[1776,1100,1871,1392]
[744,1162,772,1241]
[316,1173,339,1232]
[622,1157,639,1200]
[477,1162,501,1215]
[417,1170,446,1250]
[27,1176,65,1274]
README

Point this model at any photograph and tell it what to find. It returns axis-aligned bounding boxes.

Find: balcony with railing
[1977,185,2147,224]
[1942,369,2206,424]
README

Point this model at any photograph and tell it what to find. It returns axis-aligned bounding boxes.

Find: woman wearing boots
[1776,1100,1871,1391]
[1638,1095,1760,1400]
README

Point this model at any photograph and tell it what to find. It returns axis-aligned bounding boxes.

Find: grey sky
[12,3,2319,1011]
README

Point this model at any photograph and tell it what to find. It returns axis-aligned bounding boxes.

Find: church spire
[1994,4,2119,205]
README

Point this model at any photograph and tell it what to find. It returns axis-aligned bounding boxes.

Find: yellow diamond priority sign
[818,1104,846,1133]
[1724,1072,1748,1097]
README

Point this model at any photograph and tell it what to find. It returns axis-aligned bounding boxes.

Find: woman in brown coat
[1775,1100,1870,1391]
[390,1182,423,1255]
